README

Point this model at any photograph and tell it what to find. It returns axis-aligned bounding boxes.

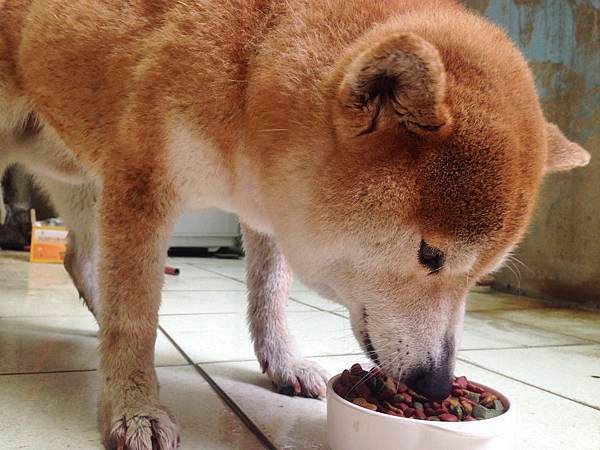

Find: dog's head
[259,14,590,399]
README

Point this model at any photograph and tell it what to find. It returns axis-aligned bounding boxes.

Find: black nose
[410,367,453,401]
[419,240,445,273]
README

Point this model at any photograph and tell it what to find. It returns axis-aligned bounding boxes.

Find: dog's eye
[419,240,445,273]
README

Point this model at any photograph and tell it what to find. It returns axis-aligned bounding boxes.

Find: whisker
[508,258,522,281]
[428,264,446,275]
[508,255,533,273]
[504,261,521,290]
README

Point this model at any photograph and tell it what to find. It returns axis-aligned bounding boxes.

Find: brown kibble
[448,398,460,408]
[408,390,428,402]
[383,401,403,415]
[366,396,379,405]
[336,367,506,422]
[467,383,485,394]
[452,388,465,397]
[404,407,415,418]
[455,376,468,389]
[384,377,397,392]
[350,363,364,376]
[439,413,459,422]
[424,407,437,416]
[355,383,371,398]
[414,410,427,420]
[335,382,350,398]
[341,370,352,386]
[481,394,498,407]
[459,396,476,406]
[353,397,377,411]
[461,400,473,415]
[380,389,395,400]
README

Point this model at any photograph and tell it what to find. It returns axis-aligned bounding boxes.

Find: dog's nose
[410,336,455,400]
[410,366,453,401]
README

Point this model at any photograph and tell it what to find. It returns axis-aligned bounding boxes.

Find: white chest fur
[166,120,273,235]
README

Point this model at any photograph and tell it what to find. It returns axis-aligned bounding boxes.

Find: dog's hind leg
[243,224,329,398]
[37,176,100,316]
[1,106,102,317]
[0,162,7,225]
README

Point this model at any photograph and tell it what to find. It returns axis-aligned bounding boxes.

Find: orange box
[29,209,69,264]
[30,225,68,263]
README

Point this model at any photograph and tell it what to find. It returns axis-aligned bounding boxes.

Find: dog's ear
[339,32,451,136]
[544,123,591,173]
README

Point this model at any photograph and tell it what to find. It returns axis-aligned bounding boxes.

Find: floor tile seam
[157,324,275,450]
[466,311,599,344]
[460,343,599,352]
[0,363,192,377]
[456,357,600,412]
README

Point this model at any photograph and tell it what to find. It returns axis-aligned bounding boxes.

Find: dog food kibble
[333,365,506,421]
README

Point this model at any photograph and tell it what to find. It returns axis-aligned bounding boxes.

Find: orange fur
[0,1,590,448]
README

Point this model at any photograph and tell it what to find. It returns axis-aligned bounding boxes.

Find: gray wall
[462,0,599,307]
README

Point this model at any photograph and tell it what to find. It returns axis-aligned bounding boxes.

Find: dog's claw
[105,410,179,450]
[276,384,296,396]
[265,357,329,399]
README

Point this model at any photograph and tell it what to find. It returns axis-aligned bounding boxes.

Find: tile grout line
[467,306,549,313]
[288,296,349,319]
[181,262,600,332]
[193,352,366,366]
[466,311,600,345]
[457,357,600,412]
[0,363,191,377]
[162,290,249,293]
[158,324,276,450]
[0,367,98,377]
[460,342,599,352]
[198,265,351,320]
[159,310,329,317]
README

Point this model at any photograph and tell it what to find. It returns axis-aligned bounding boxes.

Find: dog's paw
[105,407,179,450]
[263,356,329,398]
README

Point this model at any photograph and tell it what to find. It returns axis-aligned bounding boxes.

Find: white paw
[262,356,329,398]
[104,407,179,450]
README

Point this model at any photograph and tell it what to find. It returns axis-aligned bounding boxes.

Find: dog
[0,0,590,448]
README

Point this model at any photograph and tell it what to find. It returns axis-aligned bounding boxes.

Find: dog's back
[0,0,461,166]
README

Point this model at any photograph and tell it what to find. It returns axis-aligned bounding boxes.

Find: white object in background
[327,374,515,450]
[170,209,240,249]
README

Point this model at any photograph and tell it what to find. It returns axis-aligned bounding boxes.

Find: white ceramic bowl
[327,374,515,450]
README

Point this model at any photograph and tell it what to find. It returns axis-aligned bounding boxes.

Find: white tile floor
[1,251,599,449]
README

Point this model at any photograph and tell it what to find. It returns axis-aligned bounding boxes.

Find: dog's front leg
[97,173,179,450]
[243,224,329,398]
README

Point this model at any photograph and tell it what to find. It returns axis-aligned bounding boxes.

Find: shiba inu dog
[0,0,590,448]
